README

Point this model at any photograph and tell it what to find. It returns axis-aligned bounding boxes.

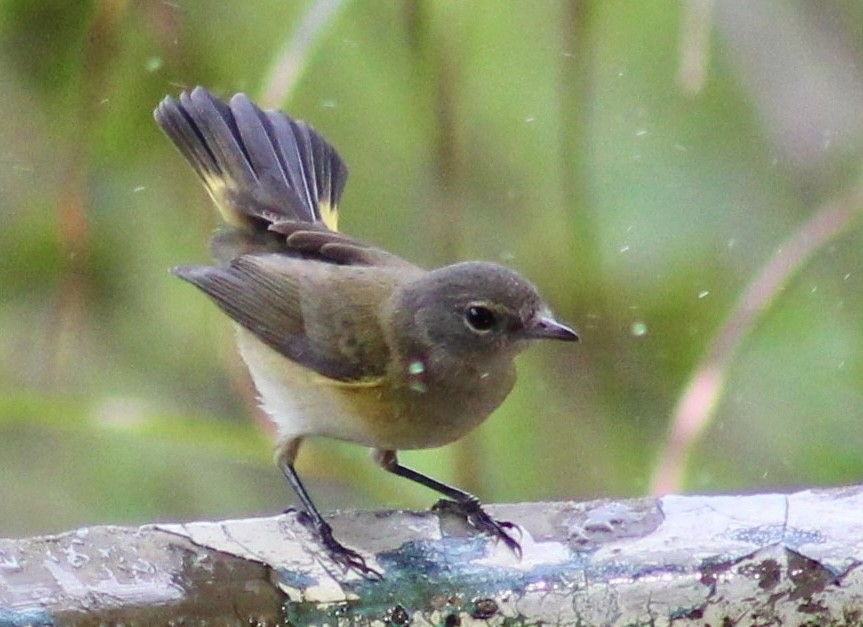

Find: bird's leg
[277,440,382,580]
[373,449,522,557]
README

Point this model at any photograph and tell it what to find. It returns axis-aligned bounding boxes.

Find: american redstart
[154,87,578,577]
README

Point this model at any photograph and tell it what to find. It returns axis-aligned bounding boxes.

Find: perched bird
[154,87,578,577]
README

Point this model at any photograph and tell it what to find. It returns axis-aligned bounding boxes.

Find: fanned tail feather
[154,86,346,232]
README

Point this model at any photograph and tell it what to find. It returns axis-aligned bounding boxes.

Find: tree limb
[2,486,863,625]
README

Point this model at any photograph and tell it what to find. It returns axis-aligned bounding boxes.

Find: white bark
[2,486,862,625]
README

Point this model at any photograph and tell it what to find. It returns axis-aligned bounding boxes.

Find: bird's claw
[433,498,523,558]
[316,522,383,581]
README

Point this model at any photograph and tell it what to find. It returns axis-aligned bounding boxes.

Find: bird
[154,86,578,578]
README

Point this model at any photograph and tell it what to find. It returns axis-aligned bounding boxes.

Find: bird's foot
[433,497,523,558]
[314,520,383,581]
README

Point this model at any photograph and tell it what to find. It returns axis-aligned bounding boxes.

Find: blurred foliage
[2,0,863,537]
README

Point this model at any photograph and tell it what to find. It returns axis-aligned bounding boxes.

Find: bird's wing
[268,220,417,268]
[173,255,402,382]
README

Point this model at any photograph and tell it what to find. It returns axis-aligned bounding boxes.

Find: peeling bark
[2,486,863,625]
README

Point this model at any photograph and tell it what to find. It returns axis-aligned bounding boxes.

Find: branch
[2,486,863,624]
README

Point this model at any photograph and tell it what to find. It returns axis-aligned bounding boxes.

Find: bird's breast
[235,326,516,451]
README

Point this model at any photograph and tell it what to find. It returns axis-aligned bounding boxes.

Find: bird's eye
[464,305,496,332]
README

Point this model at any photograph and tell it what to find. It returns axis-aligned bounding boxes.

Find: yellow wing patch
[311,372,385,388]
[201,172,247,228]
[319,200,339,232]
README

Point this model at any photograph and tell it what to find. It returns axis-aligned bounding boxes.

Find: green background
[2,0,863,537]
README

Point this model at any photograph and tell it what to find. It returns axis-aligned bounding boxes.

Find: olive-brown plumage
[155,87,577,578]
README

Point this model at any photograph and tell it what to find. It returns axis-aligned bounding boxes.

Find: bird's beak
[524,315,580,342]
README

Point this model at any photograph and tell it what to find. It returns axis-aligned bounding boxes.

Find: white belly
[235,326,383,446]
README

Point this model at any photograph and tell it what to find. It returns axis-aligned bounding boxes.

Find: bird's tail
[154,86,346,235]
